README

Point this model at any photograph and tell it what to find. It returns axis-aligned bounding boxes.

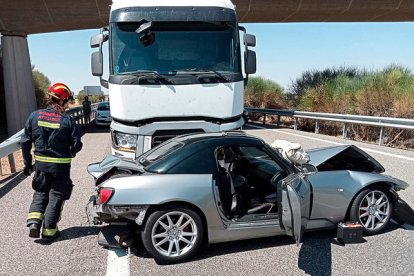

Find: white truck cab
[91,0,256,158]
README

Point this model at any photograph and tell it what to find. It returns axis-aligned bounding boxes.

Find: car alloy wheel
[142,206,204,263]
[350,188,392,234]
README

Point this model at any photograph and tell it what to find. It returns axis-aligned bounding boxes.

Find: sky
[27,22,414,95]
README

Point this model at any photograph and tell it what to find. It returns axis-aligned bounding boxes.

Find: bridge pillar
[1,34,36,136]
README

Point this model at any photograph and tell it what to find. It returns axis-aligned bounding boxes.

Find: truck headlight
[114,132,137,152]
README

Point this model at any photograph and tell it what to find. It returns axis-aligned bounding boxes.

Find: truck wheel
[349,188,393,235]
[141,206,204,264]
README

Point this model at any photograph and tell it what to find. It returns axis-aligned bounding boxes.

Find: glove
[23,164,34,176]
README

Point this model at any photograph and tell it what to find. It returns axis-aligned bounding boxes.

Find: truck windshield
[111,22,241,76]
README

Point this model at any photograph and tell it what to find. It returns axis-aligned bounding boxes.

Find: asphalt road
[1,125,413,276]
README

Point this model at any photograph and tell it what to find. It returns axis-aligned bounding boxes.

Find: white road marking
[247,125,414,162]
[106,248,130,276]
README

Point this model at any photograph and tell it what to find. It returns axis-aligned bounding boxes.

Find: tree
[76,90,105,104]
[32,68,50,108]
[76,90,86,104]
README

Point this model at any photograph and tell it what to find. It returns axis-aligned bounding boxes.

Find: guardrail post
[276,115,281,127]
[294,118,298,130]
[8,154,16,173]
[263,114,266,125]
[379,127,384,146]
[343,123,348,139]
[315,120,319,134]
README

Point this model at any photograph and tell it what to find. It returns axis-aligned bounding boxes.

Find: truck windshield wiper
[118,70,172,84]
[118,70,161,77]
[180,68,230,82]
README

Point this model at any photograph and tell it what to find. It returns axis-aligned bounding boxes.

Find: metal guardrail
[0,104,97,176]
[245,107,414,146]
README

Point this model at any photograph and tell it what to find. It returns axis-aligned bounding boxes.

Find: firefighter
[21,83,83,242]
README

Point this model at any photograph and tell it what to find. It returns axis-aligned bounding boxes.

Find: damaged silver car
[86,131,411,263]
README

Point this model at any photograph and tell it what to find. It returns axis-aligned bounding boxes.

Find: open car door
[278,173,311,245]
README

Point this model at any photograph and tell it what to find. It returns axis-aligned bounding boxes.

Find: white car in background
[95,101,111,126]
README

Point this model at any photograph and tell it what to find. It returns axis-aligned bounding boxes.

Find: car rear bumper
[86,195,104,225]
[86,195,150,225]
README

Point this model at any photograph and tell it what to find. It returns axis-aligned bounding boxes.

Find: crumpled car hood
[307,145,385,173]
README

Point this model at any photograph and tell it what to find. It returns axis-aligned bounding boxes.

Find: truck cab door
[277,173,311,245]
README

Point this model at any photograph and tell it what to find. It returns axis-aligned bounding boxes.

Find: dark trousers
[27,170,73,229]
[84,112,91,124]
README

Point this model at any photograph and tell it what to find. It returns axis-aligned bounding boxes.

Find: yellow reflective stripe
[42,227,58,237]
[27,212,44,221]
[38,120,60,129]
[34,155,72,164]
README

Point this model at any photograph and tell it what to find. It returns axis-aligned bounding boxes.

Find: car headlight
[114,132,137,152]
[97,113,101,117]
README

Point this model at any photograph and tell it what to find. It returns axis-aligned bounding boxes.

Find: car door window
[168,148,215,174]
[238,146,284,175]
[214,144,288,217]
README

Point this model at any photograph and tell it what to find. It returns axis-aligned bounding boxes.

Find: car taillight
[98,188,114,204]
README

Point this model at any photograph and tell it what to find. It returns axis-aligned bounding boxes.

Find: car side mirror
[300,163,318,176]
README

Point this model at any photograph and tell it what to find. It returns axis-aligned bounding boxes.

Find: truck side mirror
[91,51,103,76]
[90,33,108,48]
[244,50,256,75]
[244,34,256,47]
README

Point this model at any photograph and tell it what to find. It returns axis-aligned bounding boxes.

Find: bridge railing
[245,107,414,146]
[0,103,97,176]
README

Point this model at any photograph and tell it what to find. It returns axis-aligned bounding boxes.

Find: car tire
[349,188,393,235]
[141,206,204,264]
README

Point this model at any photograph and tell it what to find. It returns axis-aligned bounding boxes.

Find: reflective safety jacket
[21,106,83,173]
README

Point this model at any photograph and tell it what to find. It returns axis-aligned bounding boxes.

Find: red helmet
[48,83,72,103]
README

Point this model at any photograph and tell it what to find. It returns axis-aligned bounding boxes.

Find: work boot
[28,223,41,238]
[41,230,60,243]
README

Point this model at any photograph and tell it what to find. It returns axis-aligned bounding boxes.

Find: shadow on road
[297,223,403,276]
[79,123,110,137]
[0,172,28,200]
[197,235,295,260]
[135,222,407,267]
[34,225,101,245]
[298,230,335,276]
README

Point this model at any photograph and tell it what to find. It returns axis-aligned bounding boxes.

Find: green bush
[295,65,414,147]
[245,76,286,109]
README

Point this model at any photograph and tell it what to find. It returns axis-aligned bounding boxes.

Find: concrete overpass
[1,0,414,136]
